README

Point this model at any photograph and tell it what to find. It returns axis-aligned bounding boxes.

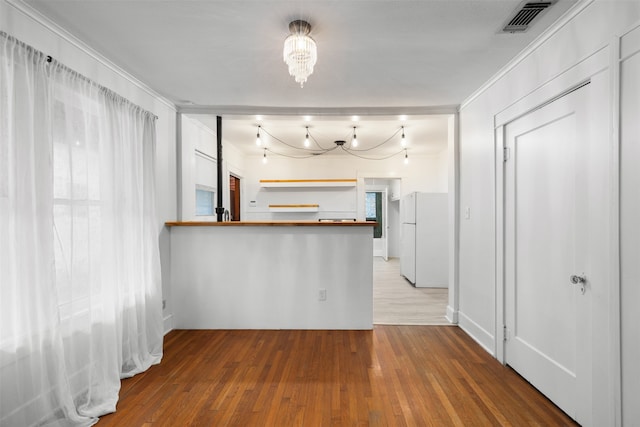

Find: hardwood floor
[98,327,577,426]
[374,257,449,325]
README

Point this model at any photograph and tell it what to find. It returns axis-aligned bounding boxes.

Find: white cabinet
[389,179,402,201]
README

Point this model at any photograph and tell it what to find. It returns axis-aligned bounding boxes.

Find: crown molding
[177,104,459,117]
[5,0,177,112]
[182,114,216,136]
[460,0,595,110]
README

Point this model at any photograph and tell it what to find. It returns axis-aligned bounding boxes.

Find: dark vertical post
[215,115,225,221]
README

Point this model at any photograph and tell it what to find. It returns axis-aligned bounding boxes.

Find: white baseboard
[458,311,495,356]
[445,305,458,324]
[163,314,173,336]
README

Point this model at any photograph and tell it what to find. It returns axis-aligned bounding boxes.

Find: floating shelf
[260,179,357,188]
[269,204,319,213]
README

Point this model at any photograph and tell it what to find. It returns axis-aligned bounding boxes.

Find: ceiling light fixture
[256,125,262,146]
[252,124,407,162]
[404,149,409,165]
[401,126,406,147]
[283,20,317,88]
[304,126,310,147]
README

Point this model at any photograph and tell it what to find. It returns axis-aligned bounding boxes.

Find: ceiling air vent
[502,1,556,33]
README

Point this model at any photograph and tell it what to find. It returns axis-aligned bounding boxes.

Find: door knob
[570,275,586,284]
[570,274,587,294]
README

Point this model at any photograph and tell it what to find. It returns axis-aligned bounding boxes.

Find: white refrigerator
[400,192,449,287]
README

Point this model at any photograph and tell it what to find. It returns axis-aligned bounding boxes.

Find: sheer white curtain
[0,32,163,426]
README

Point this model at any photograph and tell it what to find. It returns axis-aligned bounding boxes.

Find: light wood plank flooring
[98,327,577,426]
[374,257,449,325]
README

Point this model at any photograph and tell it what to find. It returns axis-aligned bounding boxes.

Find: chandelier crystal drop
[283,20,317,88]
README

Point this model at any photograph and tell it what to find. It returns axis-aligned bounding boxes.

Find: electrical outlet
[464,207,471,220]
[318,289,327,301]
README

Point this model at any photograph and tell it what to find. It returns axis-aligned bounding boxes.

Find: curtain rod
[1,31,158,120]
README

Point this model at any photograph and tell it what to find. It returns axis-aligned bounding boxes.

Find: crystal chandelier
[283,20,317,88]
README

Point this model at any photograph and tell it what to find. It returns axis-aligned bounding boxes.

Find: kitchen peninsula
[166,221,376,330]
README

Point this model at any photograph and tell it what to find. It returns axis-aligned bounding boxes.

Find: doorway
[229,174,241,221]
[364,178,399,260]
[366,190,387,260]
[503,78,609,425]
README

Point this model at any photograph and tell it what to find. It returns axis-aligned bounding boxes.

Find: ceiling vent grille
[502,1,556,33]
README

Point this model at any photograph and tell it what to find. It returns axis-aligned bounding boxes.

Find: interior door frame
[493,45,621,422]
[229,173,241,221]
[225,165,244,222]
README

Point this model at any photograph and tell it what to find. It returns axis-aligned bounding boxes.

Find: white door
[504,80,607,426]
[400,223,416,283]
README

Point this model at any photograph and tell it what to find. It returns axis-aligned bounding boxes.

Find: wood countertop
[165,220,377,227]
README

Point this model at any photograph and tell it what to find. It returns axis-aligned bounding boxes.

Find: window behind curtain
[52,97,102,332]
[1,31,162,425]
[0,123,6,199]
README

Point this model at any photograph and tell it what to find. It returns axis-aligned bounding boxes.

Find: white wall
[434,149,448,192]
[458,1,640,425]
[242,152,447,221]
[0,0,178,331]
[180,115,246,222]
[620,21,640,427]
[181,115,216,221]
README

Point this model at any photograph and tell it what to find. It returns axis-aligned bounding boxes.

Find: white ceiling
[24,0,578,156]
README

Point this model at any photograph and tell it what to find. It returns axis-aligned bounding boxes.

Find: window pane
[365,192,377,218]
[196,189,214,216]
